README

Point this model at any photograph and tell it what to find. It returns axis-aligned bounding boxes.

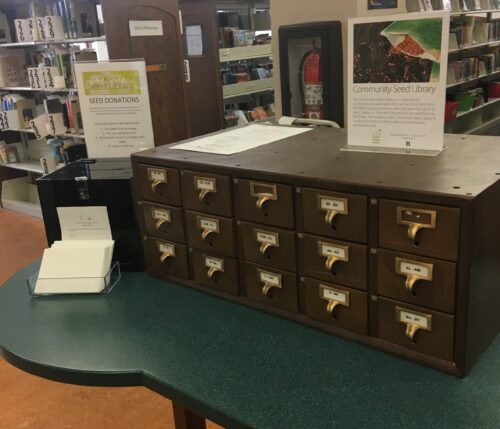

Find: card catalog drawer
[302,188,368,243]
[243,262,298,312]
[378,297,454,361]
[191,250,239,295]
[379,200,460,261]
[140,202,185,243]
[181,170,233,217]
[185,211,236,257]
[136,164,182,206]
[238,221,296,272]
[236,179,294,229]
[302,278,368,334]
[298,234,367,290]
[377,249,456,313]
[145,237,189,279]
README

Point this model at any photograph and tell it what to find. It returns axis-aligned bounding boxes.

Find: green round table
[1,261,499,429]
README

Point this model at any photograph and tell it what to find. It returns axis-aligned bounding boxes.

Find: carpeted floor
[0,208,222,429]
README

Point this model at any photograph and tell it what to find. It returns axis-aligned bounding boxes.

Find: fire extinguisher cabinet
[279,21,344,126]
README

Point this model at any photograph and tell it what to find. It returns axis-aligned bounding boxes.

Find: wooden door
[102,0,191,146]
[179,0,224,137]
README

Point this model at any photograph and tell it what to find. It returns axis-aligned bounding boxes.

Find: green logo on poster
[82,70,141,95]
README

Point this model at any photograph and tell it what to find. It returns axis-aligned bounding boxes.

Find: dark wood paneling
[179,0,224,137]
[102,0,190,145]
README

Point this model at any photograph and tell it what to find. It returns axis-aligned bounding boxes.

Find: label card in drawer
[318,242,349,261]
[396,258,433,280]
[195,176,216,192]
[148,168,167,183]
[197,217,220,233]
[318,195,348,214]
[258,269,282,287]
[397,207,436,228]
[158,241,176,256]
[152,208,171,222]
[396,306,432,331]
[320,284,350,306]
[255,230,279,246]
[204,256,224,271]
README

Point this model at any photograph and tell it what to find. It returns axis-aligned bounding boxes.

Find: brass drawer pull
[198,188,214,203]
[396,306,432,342]
[157,241,176,264]
[318,195,348,226]
[320,284,350,316]
[258,269,282,297]
[326,300,341,314]
[205,256,224,280]
[396,257,434,294]
[207,266,221,279]
[256,193,273,209]
[151,179,163,193]
[197,216,220,242]
[325,255,340,272]
[155,219,168,230]
[397,207,437,245]
[324,209,339,226]
[160,251,173,263]
[250,182,277,210]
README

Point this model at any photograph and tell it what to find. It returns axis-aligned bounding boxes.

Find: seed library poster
[347,12,450,154]
[74,60,155,158]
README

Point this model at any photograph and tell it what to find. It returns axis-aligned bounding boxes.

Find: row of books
[409,0,499,11]
[219,28,271,48]
[450,17,500,49]
[448,54,498,83]
[0,47,96,89]
[221,63,273,85]
[0,92,82,134]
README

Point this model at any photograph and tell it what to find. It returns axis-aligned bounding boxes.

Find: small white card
[57,206,112,241]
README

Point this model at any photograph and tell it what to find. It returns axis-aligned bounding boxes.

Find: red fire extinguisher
[299,45,323,120]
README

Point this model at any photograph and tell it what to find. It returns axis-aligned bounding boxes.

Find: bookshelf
[219,43,272,62]
[222,76,274,98]
[0,0,105,216]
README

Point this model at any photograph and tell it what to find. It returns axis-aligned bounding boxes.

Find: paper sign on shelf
[47,112,66,136]
[74,60,155,158]
[29,114,50,139]
[345,12,450,155]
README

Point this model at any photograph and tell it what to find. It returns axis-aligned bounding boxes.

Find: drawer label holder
[197,216,220,241]
[157,241,176,263]
[204,255,224,279]
[152,208,172,230]
[148,167,168,193]
[255,229,279,256]
[397,206,436,245]
[258,269,282,297]
[318,241,349,272]
[195,176,217,203]
[395,257,434,294]
[250,182,277,210]
[396,306,432,341]
[319,284,350,315]
[317,195,348,226]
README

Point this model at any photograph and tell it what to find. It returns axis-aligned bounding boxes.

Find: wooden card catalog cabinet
[132,127,500,377]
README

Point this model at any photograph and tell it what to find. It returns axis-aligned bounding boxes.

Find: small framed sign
[368,0,398,9]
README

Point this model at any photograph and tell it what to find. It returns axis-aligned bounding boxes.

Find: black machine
[37,158,144,271]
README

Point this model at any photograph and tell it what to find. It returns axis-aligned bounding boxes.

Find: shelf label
[319,242,348,260]
[320,285,349,306]
[152,208,171,222]
[398,260,431,279]
[259,270,281,287]
[319,195,348,214]
[198,217,219,233]
[195,177,216,192]
[255,230,278,246]
[204,256,224,271]
[397,307,432,331]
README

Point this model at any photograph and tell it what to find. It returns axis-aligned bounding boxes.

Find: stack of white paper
[34,206,115,295]
[35,240,115,294]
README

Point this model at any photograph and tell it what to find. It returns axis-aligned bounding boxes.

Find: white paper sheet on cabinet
[170,124,312,155]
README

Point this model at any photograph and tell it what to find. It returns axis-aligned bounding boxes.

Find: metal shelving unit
[0,35,106,48]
